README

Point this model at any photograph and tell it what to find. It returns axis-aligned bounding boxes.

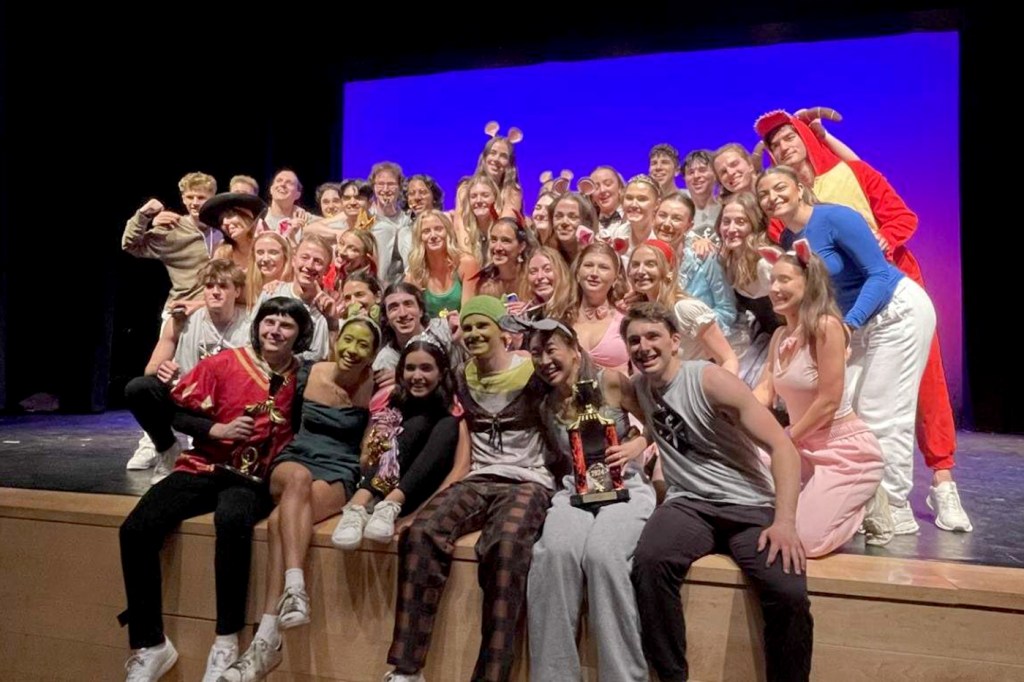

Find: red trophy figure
[568,379,630,508]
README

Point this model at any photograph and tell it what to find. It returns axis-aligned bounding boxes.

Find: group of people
[116,109,971,682]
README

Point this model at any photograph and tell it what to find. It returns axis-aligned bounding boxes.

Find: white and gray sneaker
[276,585,311,630]
[149,442,181,485]
[890,502,921,535]
[331,504,370,550]
[382,670,426,682]
[217,636,282,682]
[364,501,403,543]
[862,485,895,547]
[202,640,239,682]
[124,638,178,681]
[127,433,158,470]
[927,482,973,532]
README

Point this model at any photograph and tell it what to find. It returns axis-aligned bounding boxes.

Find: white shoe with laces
[217,636,282,682]
[927,481,974,532]
[127,434,158,470]
[364,500,403,543]
[124,638,178,681]
[202,640,239,682]
[891,502,921,535]
[276,585,311,630]
[382,671,425,682]
[331,504,370,549]
[149,442,181,485]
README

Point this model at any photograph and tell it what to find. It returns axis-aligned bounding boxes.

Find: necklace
[580,301,611,320]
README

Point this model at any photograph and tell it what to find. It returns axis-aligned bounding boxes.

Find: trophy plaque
[568,380,629,508]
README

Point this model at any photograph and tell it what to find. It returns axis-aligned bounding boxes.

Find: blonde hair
[475,136,521,197]
[245,232,293,309]
[569,241,628,322]
[229,175,259,194]
[529,246,574,322]
[628,243,686,309]
[406,210,465,288]
[178,172,216,195]
[459,174,501,262]
[717,192,771,292]
[337,229,379,280]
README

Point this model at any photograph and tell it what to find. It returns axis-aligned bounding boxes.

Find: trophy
[568,380,629,508]
[214,374,287,486]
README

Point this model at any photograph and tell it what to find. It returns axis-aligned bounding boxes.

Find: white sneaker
[125,638,178,681]
[363,500,403,543]
[331,504,369,550]
[217,636,282,682]
[127,434,158,470]
[862,485,895,547]
[382,671,425,682]
[202,640,239,682]
[276,585,311,630]
[891,502,921,535]
[927,482,974,532]
[149,442,181,485]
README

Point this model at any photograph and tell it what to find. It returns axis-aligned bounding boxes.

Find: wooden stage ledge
[2,487,1023,681]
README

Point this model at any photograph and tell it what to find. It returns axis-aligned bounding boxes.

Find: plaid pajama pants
[387,476,552,681]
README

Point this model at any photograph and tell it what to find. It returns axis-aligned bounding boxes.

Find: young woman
[405,174,444,219]
[201,193,265,273]
[405,209,479,318]
[332,338,465,548]
[524,320,654,682]
[218,316,380,681]
[625,240,738,373]
[713,192,781,385]
[474,218,531,307]
[475,129,523,214]
[549,192,598,265]
[756,166,935,536]
[570,242,630,374]
[621,175,661,261]
[753,242,888,553]
[454,174,500,262]
[244,232,292,310]
[530,190,559,248]
[525,246,574,321]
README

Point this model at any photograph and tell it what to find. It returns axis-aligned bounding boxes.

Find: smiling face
[528,253,558,301]
[713,151,755,194]
[649,153,679,188]
[756,172,803,223]
[769,260,806,316]
[407,178,435,214]
[461,314,501,358]
[591,168,623,215]
[483,139,512,182]
[718,202,753,251]
[488,222,523,267]
[627,245,670,299]
[341,279,377,315]
[654,198,693,249]
[684,160,715,198]
[338,231,368,268]
[221,213,253,242]
[181,189,212,220]
[320,188,343,217]
[401,349,441,398]
[254,234,287,279]
[529,331,579,388]
[552,197,582,243]
[335,321,375,372]
[341,184,369,217]
[532,194,555,233]
[271,171,301,204]
[768,124,808,168]
[384,291,424,339]
[469,181,496,220]
[622,182,658,227]
[419,214,448,253]
[258,313,300,356]
[625,318,680,380]
[292,241,329,286]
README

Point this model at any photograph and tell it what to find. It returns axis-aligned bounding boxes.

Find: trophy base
[570,488,630,509]
[214,463,264,487]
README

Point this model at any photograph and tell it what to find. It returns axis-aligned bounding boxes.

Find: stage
[2,412,1024,680]
[1,410,1021,568]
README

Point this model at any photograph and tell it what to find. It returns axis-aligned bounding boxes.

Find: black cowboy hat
[199,192,267,232]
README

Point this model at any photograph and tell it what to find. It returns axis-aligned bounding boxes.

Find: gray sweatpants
[527,470,656,682]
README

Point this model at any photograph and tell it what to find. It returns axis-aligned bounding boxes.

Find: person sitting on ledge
[118,298,311,682]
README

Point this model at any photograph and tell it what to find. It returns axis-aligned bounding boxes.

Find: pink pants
[796,419,884,558]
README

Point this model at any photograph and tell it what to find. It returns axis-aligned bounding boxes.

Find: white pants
[846,278,935,506]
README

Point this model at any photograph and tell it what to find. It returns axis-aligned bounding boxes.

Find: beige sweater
[121,210,213,307]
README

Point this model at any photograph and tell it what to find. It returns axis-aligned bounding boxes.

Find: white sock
[257,614,280,646]
[284,568,305,592]
[214,633,238,649]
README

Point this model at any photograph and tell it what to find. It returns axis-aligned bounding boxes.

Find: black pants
[119,471,273,649]
[358,414,458,514]
[125,375,216,451]
[631,497,813,682]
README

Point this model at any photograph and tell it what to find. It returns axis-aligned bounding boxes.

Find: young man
[369,161,413,283]
[373,282,454,382]
[119,298,312,682]
[624,302,812,682]
[681,149,721,245]
[754,110,972,533]
[383,295,553,682]
[260,169,314,242]
[121,172,220,310]
[124,259,252,478]
[229,175,260,196]
[648,143,682,197]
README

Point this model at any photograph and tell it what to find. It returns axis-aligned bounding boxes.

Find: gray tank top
[634,361,774,507]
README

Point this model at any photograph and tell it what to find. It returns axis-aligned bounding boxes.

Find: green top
[424,274,463,318]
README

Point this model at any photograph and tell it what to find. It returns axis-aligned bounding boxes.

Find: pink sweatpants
[796,418,884,558]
